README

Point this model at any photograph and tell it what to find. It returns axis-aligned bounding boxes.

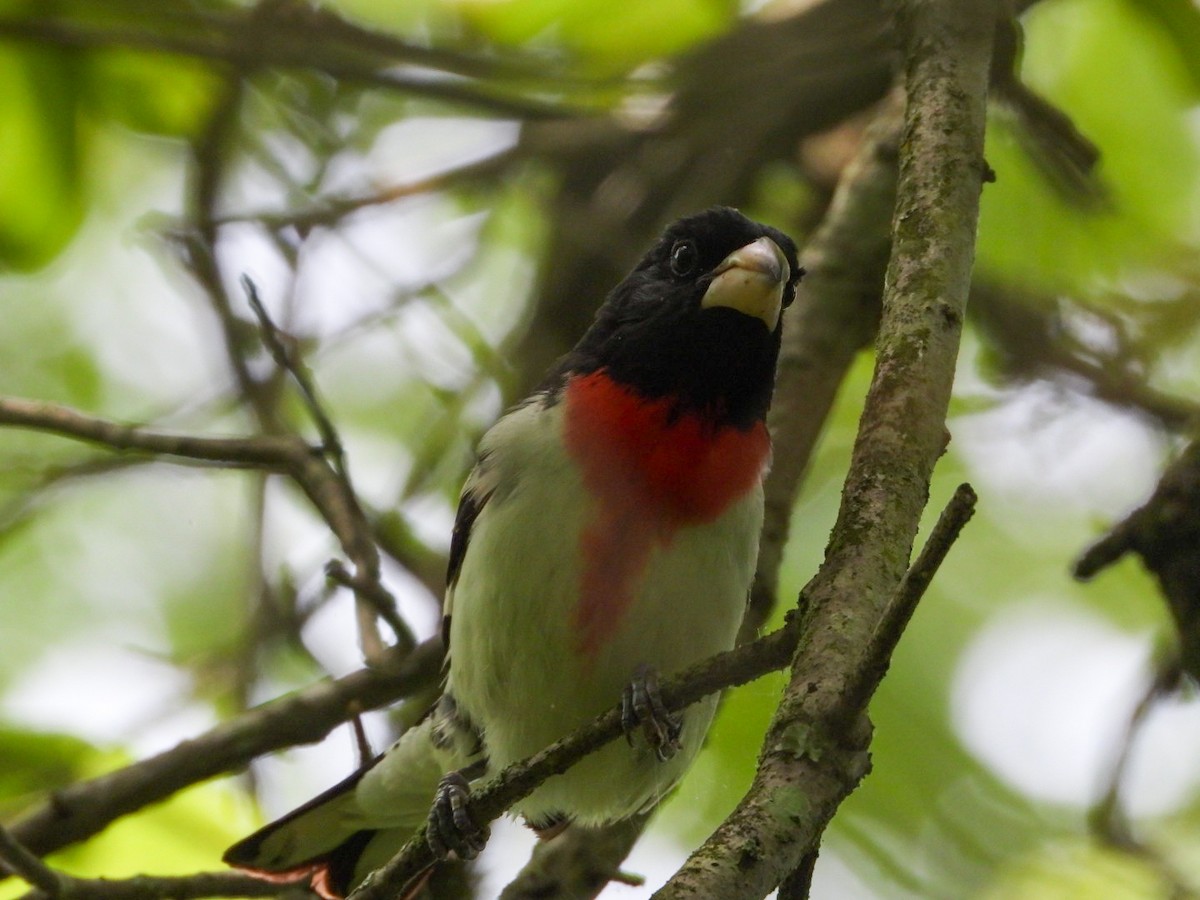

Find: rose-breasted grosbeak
[224,207,801,897]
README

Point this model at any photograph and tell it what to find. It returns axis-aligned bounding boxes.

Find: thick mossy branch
[650,3,997,898]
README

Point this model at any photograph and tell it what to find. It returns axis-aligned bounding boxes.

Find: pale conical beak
[700,236,790,330]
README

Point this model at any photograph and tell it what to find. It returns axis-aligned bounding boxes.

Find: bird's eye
[669,240,698,277]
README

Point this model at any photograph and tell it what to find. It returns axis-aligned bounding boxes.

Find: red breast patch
[562,371,769,658]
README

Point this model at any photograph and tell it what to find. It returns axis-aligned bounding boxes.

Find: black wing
[442,457,493,651]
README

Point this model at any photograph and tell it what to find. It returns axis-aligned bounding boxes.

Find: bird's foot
[427,770,490,861]
[621,664,681,762]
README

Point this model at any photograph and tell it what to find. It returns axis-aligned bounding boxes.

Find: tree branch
[650,0,996,895]
[498,817,648,900]
[1087,668,1198,897]
[0,4,590,121]
[0,395,414,649]
[211,149,519,233]
[857,482,978,705]
[346,624,801,899]
[0,826,62,896]
[777,482,977,899]
[0,397,306,469]
[7,638,442,859]
[1,822,281,900]
[241,276,410,652]
[242,276,348,481]
[1075,439,1200,682]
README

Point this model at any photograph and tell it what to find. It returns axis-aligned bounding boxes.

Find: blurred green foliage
[0,42,85,269]
[451,0,737,71]
[978,0,1200,292]
[0,738,257,900]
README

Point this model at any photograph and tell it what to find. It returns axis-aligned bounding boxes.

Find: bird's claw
[621,664,682,762]
[427,771,489,861]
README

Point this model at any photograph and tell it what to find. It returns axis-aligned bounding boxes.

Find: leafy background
[1,0,1199,897]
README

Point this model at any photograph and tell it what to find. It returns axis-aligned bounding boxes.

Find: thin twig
[213,149,519,231]
[0,397,309,469]
[242,275,348,481]
[1090,667,1176,849]
[779,484,978,900]
[243,277,409,662]
[0,15,589,121]
[1088,664,1199,897]
[15,868,286,900]
[0,393,416,651]
[327,560,412,648]
[185,68,411,659]
[852,482,978,707]
[0,826,61,895]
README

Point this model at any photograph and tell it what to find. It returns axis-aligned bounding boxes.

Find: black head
[553,206,802,429]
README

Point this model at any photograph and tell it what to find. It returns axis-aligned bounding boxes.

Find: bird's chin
[700,301,776,338]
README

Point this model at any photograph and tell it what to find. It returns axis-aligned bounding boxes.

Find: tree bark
[651,1,997,896]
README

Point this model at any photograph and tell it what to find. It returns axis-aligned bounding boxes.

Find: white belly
[445,401,761,824]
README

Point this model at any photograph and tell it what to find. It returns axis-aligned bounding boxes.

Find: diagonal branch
[0,826,61,896]
[6,638,442,860]
[0,5,594,121]
[239,276,410,651]
[1,822,279,899]
[0,397,307,469]
[347,624,800,899]
[0,396,401,639]
[242,276,348,481]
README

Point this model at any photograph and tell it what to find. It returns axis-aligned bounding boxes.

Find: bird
[224,206,801,897]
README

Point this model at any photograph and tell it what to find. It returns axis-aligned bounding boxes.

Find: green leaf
[452,0,737,71]
[1022,0,1200,235]
[43,770,260,881]
[0,303,103,407]
[977,0,1200,292]
[0,43,85,270]
[0,727,97,819]
[981,840,1171,899]
[82,50,221,139]
[1132,0,1200,98]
